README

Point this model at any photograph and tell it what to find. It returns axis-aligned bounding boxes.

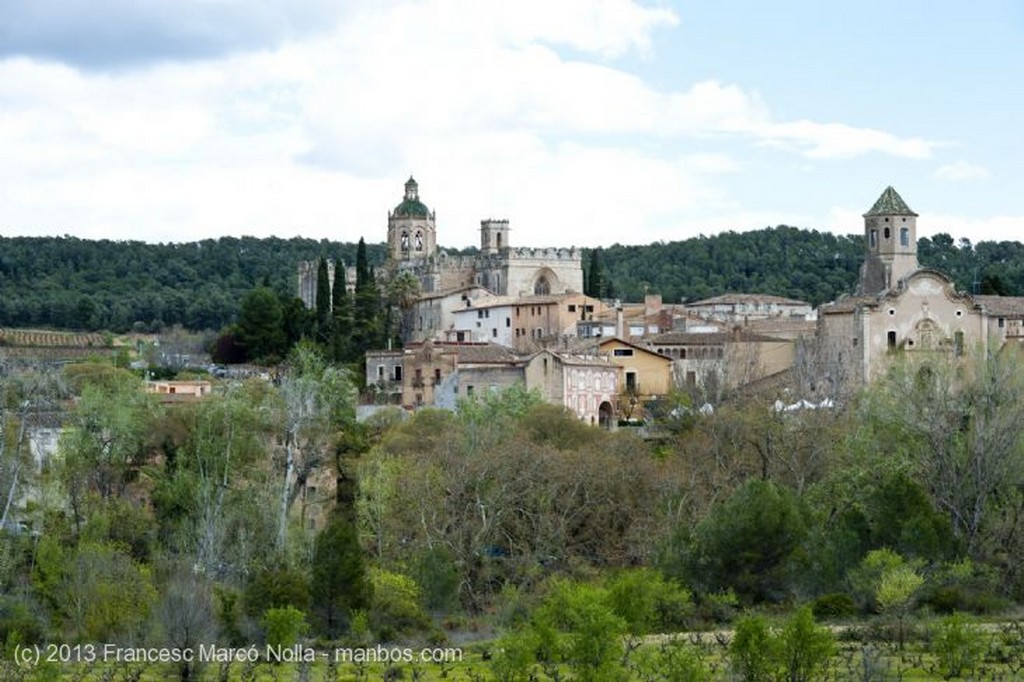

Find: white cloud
[935,161,991,181]
[0,0,949,247]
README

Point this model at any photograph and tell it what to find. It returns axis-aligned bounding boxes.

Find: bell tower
[387,176,437,261]
[859,186,919,294]
[480,219,510,255]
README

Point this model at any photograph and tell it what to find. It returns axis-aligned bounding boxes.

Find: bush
[811,593,856,619]
[930,612,986,679]
[261,605,309,651]
[730,614,776,681]
[604,568,693,634]
[777,606,835,682]
[368,568,432,641]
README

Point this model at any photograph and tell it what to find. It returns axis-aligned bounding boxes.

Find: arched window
[400,232,409,251]
[496,232,503,249]
[415,231,423,250]
[534,275,550,295]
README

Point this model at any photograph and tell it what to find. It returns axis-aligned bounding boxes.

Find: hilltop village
[7,179,1024,679]
[299,179,1024,426]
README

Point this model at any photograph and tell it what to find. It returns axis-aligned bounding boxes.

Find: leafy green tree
[682,478,809,603]
[236,286,287,362]
[262,605,309,650]
[863,347,1024,557]
[530,580,627,682]
[274,344,356,550]
[367,568,431,641]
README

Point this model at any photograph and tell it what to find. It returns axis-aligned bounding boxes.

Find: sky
[1,1,1022,249]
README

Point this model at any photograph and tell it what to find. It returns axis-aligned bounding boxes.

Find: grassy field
[5,619,1024,681]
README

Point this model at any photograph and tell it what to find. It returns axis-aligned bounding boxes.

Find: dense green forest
[3,347,1024,679]
[0,236,387,333]
[2,229,1023,334]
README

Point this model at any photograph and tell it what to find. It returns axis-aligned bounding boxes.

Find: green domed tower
[388,176,437,261]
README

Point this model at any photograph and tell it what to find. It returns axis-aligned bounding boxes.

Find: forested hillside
[597,228,1024,305]
[0,236,386,332]
[2,228,1022,333]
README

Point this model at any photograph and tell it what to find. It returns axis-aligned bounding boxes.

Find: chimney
[615,304,625,339]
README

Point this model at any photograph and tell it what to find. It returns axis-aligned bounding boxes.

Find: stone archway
[533,267,560,296]
[598,401,614,429]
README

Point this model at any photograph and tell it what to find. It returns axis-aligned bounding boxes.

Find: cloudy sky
[2,1,1022,248]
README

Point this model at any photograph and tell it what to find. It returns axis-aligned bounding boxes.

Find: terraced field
[0,328,108,348]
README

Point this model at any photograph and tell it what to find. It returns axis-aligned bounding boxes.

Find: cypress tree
[587,249,605,299]
[331,262,353,362]
[315,258,331,342]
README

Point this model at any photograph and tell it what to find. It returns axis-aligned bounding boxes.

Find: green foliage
[0,234,385,332]
[776,606,836,682]
[683,478,809,603]
[849,549,922,614]
[61,541,157,642]
[729,614,776,682]
[261,605,309,649]
[412,546,460,614]
[311,513,371,636]
[729,608,834,682]
[811,593,856,619]
[236,286,287,362]
[530,579,628,682]
[244,566,311,619]
[631,636,711,681]
[930,612,986,679]
[604,568,693,634]
[368,568,431,641]
[923,558,1006,614]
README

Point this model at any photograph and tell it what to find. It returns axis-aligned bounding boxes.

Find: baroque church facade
[818,187,1024,384]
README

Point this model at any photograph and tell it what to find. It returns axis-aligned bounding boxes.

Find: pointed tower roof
[864,186,918,217]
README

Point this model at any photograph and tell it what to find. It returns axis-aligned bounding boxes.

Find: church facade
[818,187,1024,384]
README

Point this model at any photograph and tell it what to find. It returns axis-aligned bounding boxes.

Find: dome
[392,176,430,218]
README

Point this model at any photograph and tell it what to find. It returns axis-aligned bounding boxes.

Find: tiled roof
[864,186,918,217]
[453,343,520,364]
[818,295,877,314]
[974,295,1024,317]
[686,293,811,307]
[646,331,783,345]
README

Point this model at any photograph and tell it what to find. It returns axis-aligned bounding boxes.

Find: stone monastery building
[385,176,583,297]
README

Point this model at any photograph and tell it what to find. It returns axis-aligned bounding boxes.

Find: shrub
[261,605,309,651]
[604,568,693,634]
[930,612,986,679]
[729,614,776,682]
[811,593,856,619]
[776,606,836,682]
